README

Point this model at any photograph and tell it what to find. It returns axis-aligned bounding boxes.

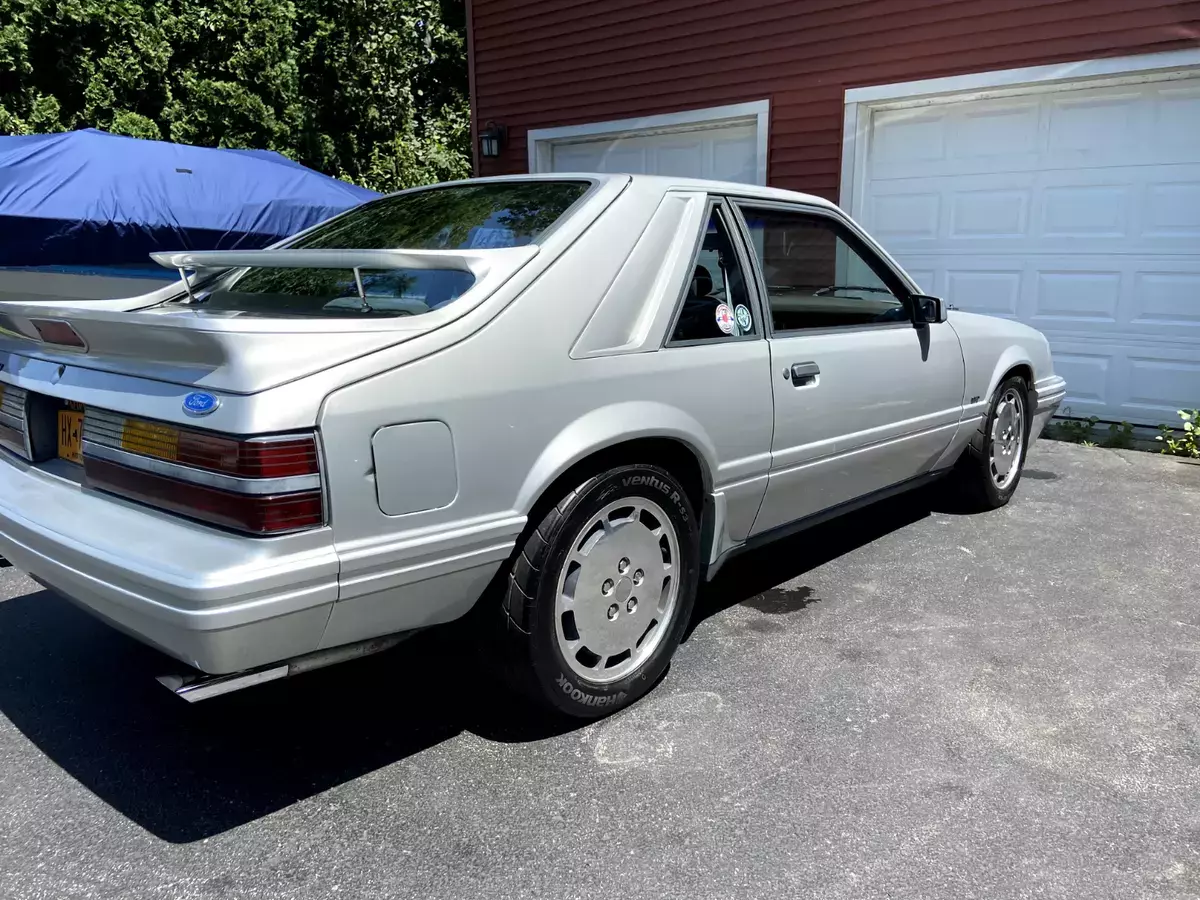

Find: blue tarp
[0,129,379,267]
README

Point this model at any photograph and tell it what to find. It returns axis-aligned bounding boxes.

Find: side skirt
[704,469,949,581]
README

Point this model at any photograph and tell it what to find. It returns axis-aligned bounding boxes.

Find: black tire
[499,464,700,719]
[954,375,1032,510]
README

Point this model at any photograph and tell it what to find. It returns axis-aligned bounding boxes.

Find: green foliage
[0,0,470,192]
[1045,411,1099,445]
[1046,414,1140,451]
[1156,409,1200,459]
[1101,420,1135,450]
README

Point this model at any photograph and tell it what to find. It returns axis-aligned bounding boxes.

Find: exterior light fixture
[479,122,506,158]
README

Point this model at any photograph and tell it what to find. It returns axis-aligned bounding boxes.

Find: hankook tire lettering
[554,673,626,708]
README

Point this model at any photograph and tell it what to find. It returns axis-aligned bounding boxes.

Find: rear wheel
[499,464,700,718]
[954,375,1030,509]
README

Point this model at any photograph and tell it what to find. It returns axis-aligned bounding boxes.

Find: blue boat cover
[0,129,378,267]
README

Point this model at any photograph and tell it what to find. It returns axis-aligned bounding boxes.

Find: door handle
[788,361,820,387]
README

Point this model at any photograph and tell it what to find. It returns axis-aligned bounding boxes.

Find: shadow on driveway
[0,484,953,843]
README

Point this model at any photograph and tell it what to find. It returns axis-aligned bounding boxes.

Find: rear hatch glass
[186,181,590,319]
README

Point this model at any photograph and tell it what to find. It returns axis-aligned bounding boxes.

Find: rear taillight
[82,409,324,535]
[0,383,29,459]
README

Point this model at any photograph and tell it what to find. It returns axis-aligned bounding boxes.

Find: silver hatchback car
[0,174,1065,717]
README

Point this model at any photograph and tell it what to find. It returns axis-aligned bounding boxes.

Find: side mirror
[911,294,949,325]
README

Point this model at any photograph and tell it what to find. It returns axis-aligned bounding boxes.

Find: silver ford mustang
[0,174,1065,716]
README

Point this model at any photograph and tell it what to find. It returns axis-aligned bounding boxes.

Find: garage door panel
[1033,271,1121,324]
[946,269,1022,318]
[655,140,705,179]
[869,110,946,169]
[870,82,1199,182]
[711,133,757,184]
[857,72,1199,423]
[1143,180,1200,237]
[869,191,940,239]
[1155,84,1200,146]
[950,188,1029,238]
[547,122,756,183]
[868,166,1200,255]
[898,254,1200,343]
[952,101,1041,160]
[1127,356,1200,416]
[1046,340,1200,424]
[902,266,937,294]
[1041,184,1132,238]
[1132,271,1200,329]
[892,253,1028,302]
[1051,351,1111,408]
[552,141,647,173]
[1047,91,1144,153]
[868,172,1036,245]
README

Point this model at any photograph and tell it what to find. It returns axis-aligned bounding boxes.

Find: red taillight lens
[177,433,320,478]
[83,458,324,535]
[113,418,319,479]
[81,409,324,536]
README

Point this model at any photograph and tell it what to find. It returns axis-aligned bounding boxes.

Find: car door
[731,201,965,536]
[659,199,773,554]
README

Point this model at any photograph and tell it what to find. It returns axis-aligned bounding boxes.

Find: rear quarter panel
[316,185,774,641]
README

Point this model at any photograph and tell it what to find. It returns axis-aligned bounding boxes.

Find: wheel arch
[514,402,716,530]
[986,348,1036,407]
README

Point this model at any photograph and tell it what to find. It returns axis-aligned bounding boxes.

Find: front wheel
[953,375,1031,510]
[499,464,700,718]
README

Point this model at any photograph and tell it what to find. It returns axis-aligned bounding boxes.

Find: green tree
[0,0,470,191]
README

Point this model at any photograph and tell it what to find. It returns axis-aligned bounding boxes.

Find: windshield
[188,180,590,318]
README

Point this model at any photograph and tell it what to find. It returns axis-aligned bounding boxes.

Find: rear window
[190,181,590,318]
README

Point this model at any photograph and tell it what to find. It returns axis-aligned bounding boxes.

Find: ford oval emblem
[183,391,220,417]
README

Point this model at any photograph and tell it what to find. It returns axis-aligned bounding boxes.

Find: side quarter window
[669,206,758,344]
[736,205,911,333]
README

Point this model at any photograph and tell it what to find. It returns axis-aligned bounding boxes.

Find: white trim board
[527,100,770,185]
[839,48,1200,216]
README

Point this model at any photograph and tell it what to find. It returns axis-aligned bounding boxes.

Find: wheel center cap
[612,576,633,606]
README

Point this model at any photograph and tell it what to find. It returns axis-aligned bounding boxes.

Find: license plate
[58,406,84,464]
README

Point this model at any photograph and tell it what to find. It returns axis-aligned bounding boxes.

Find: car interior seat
[671,264,725,341]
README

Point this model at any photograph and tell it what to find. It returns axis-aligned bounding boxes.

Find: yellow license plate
[58,408,84,464]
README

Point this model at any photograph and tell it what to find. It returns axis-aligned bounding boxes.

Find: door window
[737,206,910,332]
[669,207,758,343]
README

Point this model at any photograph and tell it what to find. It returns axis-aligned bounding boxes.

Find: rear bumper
[1032,375,1067,440]
[0,452,339,673]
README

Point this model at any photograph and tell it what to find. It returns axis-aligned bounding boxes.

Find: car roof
[458,172,841,212]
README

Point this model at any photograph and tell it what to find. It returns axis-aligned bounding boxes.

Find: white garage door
[546,121,759,184]
[857,76,1200,425]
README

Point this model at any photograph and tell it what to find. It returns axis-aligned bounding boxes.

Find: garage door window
[737,206,910,332]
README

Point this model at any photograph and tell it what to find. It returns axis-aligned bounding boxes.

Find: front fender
[985,345,1036,401]
[513,401,718,514]
[950,311,1049,411]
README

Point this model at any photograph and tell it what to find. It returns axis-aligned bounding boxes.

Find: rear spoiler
[151,246,539,303]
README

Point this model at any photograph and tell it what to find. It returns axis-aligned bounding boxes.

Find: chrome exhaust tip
[156,633,409,702]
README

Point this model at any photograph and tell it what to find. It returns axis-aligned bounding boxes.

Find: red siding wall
[470,0,1200,200]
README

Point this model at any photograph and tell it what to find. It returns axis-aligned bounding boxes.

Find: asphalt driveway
[1,441,1198,899]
